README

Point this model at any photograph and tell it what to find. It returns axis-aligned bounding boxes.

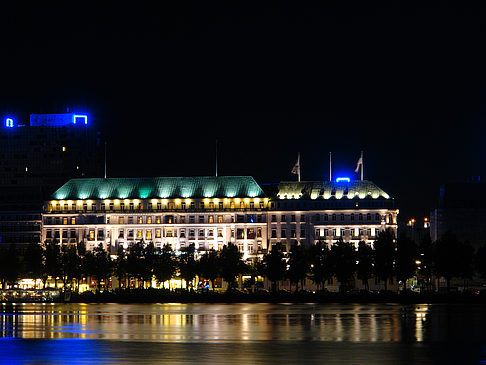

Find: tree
[23,243,45,288]
[262,242,286,292]
[356,241,373,291]
[178,243,197,290]
[308,241,333,290]
[154,244,177,289]
[142,242,157,287]
[44,242,61,288]
[126,241,146,288]
[417,235,434,292]
[286,243,309,292]
[219,243,245,290]
[114,246,128,289]
[197,249,220,291]
[84,244,113,292]
[433,231,462,292]
[456,240,475,291]
[373,229,396,291]
[0,244,20,289]
[475,244,486,279]
[329,239,356,293]
[395,234,418,292]
[60,244,82,291]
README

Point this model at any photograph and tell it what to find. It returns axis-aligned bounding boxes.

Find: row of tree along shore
[0,229,485,299]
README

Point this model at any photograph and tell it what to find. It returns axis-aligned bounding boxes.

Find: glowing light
[5,118,14,128]
[336,177,351,183]
[73,115,88,125]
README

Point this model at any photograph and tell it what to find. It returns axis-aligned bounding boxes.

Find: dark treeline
[1,229,485,294]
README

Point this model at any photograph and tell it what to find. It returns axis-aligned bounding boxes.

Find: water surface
[0,303,484,364]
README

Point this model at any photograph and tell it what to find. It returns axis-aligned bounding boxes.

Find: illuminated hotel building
[268,179,398,249]
[41,176,398,256]
[42,177,269,259]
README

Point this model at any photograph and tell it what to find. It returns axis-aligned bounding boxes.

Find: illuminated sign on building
[336,177,351,183]
[30,113,88,127]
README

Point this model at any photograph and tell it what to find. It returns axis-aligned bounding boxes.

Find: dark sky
[2,1,486,220]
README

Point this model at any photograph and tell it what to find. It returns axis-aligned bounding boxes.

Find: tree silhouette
[286,243,309,292]
[433,231,462,292]
[395,234,418,291]
[219,242,245,290]
[155,244,176,289]
[114,246,128,289]
[178,243,197,290]
[456,240,475,291]
[197,249,220,291]
[417,235,434,292]
[373,229,396,291]
[308,241,332,290]
[475,244,486,279]
[329,239,356,293]
[262,242,286,292]
[44,242,61,288]
[23,243,45,289]
[356,241,373,291]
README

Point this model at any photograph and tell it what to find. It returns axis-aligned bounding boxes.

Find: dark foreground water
[0,303,485,364]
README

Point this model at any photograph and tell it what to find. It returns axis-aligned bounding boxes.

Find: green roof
[276,180,391,200]
[51,176,266,200]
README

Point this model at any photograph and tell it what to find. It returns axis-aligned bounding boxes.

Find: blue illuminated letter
[73,115,88,125]
[336,177,351,183]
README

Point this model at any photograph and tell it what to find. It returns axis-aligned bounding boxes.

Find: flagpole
[329,152,332,181]
[361,150,363,181]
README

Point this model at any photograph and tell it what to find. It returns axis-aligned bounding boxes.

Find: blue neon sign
[336,177,351,183]
[73,115,88,125]
[5,118,13,128]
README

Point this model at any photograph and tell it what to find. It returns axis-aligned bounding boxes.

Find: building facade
[41,176,398,257]
[0,113,103,245]
[430,180,486,249]
[42,177,269,260]
[267,180,398,250]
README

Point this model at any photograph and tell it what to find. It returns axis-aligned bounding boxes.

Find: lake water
[0,302,485,364]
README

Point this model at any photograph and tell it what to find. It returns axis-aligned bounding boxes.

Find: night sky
[2,1,486,220]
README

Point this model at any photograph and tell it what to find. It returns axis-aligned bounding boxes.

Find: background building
[0,113,103,245]
[430,179,486,249]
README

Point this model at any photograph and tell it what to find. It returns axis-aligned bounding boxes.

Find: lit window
[208,216,214,223]
[146,230,152,240]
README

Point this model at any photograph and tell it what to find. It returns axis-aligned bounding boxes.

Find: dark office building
[0,113,103,245]
[430,179,486,249]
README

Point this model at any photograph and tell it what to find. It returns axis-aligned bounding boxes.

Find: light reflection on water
[0,303,484,364]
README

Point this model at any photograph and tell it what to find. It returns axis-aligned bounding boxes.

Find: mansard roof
[50,176,265,200]
[275,180,392,200]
